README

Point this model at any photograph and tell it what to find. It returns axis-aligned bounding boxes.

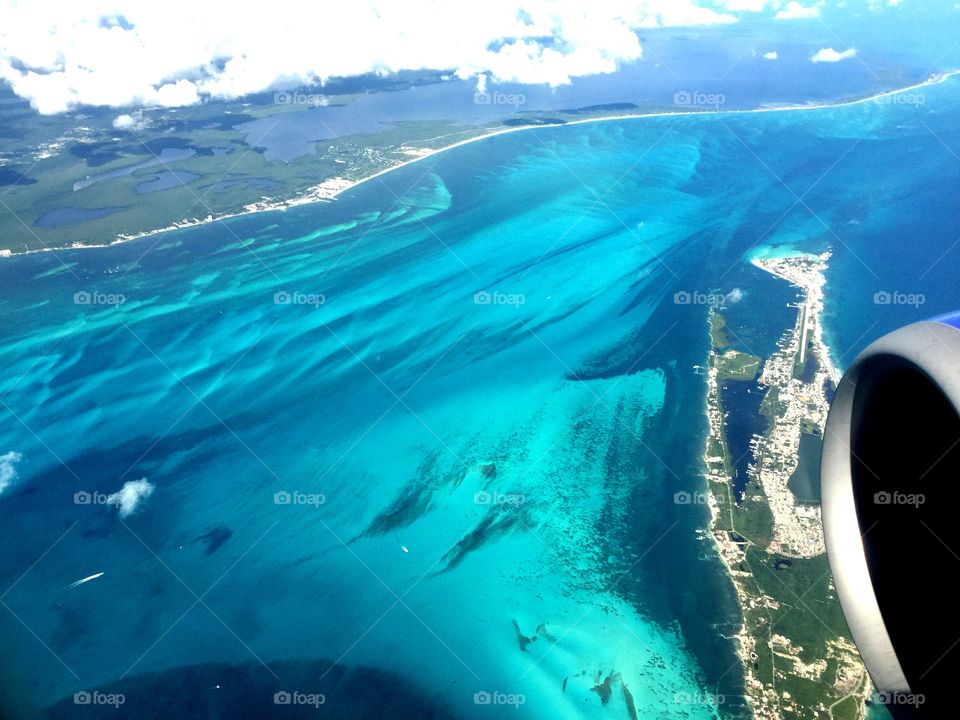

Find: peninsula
[703,251,873,720]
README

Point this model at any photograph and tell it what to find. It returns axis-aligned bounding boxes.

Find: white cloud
[106,478,155,518]
[719,0,777,10]
[112,110,147,130]
[811,46,858,63]
[763,50,779,60]
[0,0,762,114]
[774,1,823,19]
[475,73,489,95]
[0,451,23,495]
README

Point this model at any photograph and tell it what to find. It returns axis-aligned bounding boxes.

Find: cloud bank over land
[1,0,824,114]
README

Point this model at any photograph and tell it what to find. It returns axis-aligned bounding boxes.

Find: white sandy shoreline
[4,69,957,260]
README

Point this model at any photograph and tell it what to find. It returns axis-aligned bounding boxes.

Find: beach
[5,70,957,259]
[4,68,960,717]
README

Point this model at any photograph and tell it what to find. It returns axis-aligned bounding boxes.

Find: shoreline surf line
[4,69,957,260]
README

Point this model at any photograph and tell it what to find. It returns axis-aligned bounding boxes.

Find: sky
[0,0,916,115]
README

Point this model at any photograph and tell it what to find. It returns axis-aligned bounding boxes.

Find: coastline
[702,251,872,719]
[3,69,957,260]
[749,254,842,389]
[748,252,838,556]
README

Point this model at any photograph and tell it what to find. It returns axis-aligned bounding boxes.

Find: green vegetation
[0,109,482,253]
[709,310,734,349]
[760,385,787,423]
[713,479,776,549]
[832,694,862,720]
[707,307,868,719]
[745,550,849,664]
[736,481,775,548]
[799,419,821,435]
[739,547,860,719]
[717,349,762,382]
[0,91,722,255]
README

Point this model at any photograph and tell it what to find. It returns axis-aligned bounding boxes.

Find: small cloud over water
[726,287,746,303]
[106,478,155,518]
[0,451,23,495]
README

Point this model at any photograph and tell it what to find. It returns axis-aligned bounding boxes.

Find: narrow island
[703,251,875,720]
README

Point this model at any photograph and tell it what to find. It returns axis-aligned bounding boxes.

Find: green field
[0,90,707,255]
[717,349,762,382]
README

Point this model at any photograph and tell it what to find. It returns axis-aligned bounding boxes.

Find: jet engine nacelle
[822,312,960,719]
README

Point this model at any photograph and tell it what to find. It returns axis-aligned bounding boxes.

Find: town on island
[702,250,873,720]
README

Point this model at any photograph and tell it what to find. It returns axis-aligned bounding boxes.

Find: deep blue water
[720,381,765,500]
[3,74,960,719]
[719,263,800,360]
[715,264,798,502]
[821,82,960,363]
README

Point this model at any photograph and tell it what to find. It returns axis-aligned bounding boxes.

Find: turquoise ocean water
[2,77,960,719]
